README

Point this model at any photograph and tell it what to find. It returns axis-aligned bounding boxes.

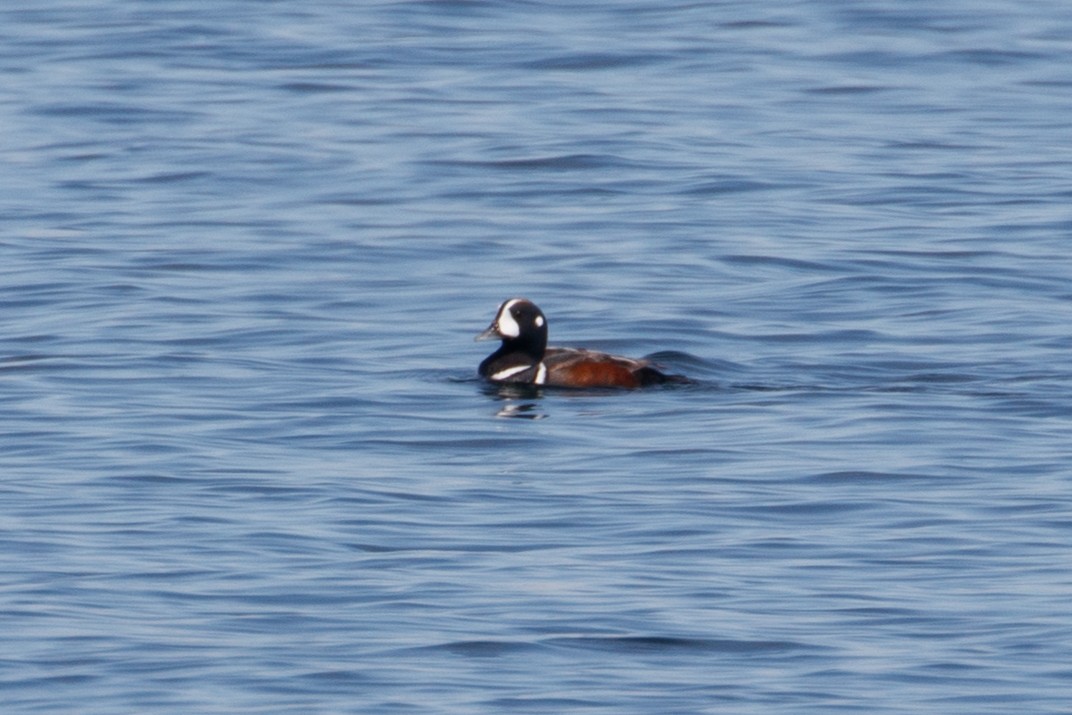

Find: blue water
[3,1,1072,712]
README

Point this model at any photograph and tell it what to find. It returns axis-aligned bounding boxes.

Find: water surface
[3,1,1071,713]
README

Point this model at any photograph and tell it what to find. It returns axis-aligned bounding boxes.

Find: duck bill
[475,323,501,342]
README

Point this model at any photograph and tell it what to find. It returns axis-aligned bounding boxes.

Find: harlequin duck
[476,298,684,388]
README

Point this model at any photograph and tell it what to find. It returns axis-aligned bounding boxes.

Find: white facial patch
[491,364,530,381]
[496,302,521,338]
[534,315,544,328]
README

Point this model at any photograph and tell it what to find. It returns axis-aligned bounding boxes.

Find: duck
[476,298,685,389]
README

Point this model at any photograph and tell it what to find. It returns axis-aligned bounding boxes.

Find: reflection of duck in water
[476,298,687,389]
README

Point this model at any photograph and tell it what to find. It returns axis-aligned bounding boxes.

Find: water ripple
[3,1,1072,714]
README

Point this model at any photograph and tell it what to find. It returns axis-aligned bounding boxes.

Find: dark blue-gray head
[476,298,549,370]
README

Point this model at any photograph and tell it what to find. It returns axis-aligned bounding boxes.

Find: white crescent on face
[496,299,522,338]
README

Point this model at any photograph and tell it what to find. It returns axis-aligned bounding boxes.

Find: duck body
[476,298,683,389]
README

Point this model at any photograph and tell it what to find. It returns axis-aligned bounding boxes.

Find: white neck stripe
[491,364,530,381]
